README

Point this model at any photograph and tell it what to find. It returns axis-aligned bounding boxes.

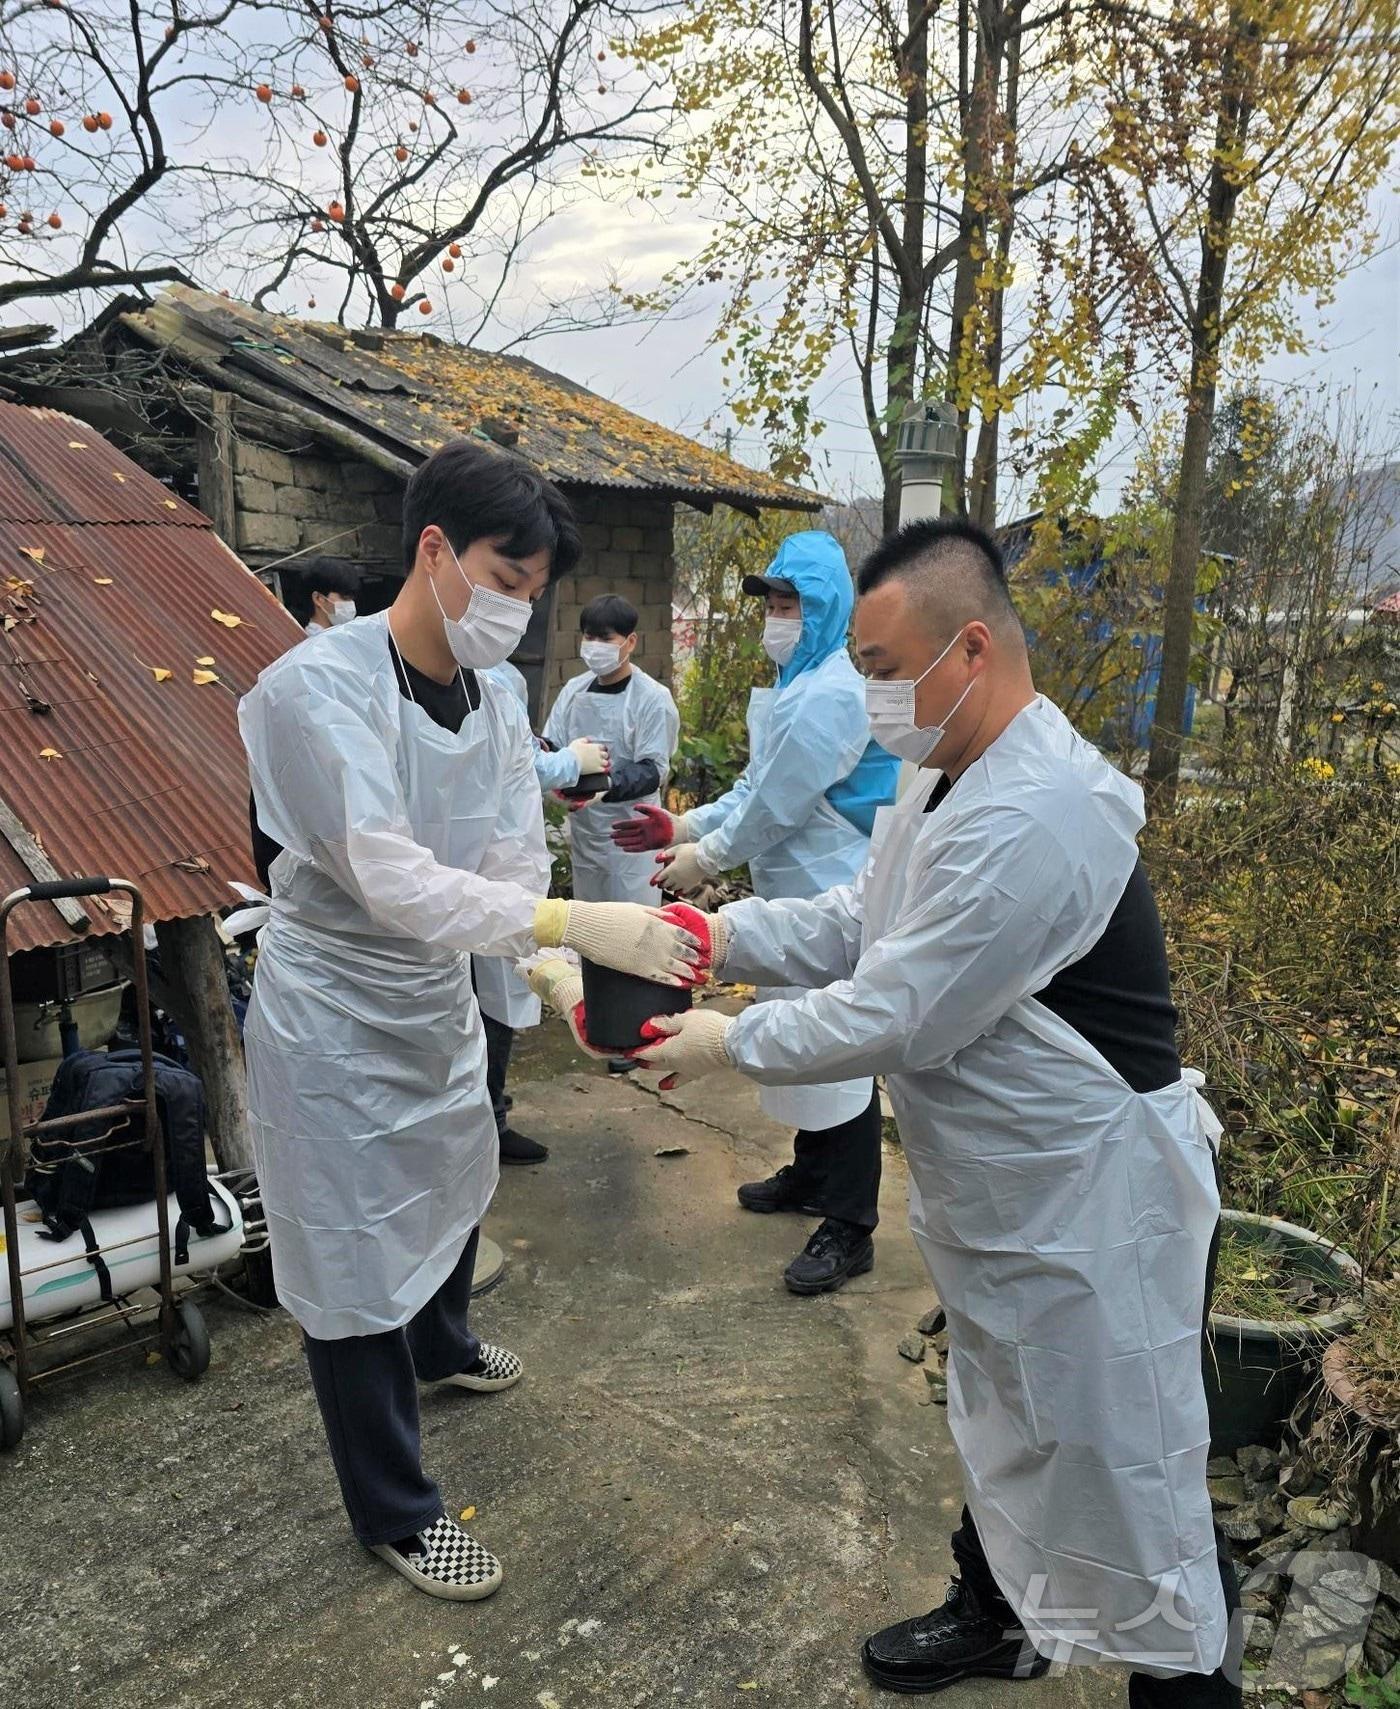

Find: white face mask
[762,616,802,666]
[328,597,356,626]
[431,543,533,670]
[864,627,976,766]
[581,639,623,676]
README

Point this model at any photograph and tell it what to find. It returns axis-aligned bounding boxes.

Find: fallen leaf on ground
[460,1505,476,1522]
[654,1145,691,1157]
[192,669,220,685]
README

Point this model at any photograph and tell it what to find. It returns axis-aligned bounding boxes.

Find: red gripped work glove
[610,803,679,852]
[656,901,728,985]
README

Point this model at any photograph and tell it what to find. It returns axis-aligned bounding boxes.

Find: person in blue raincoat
[612,531,899,1296]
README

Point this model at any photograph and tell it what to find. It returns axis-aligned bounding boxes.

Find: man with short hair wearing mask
[544,594,680,909]
[612,532,900,1295]
[626,517,1242,1704]
[240,440,701,1602]
[280,555,360,636]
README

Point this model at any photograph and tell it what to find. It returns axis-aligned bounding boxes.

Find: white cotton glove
[568,737,611,778]
[525,958,610,1058]
[533,898,703,987]
[651,840,716,896]
[633,1008,736,1089]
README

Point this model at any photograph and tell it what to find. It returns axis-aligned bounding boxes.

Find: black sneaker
[861,1579,1049,1694]
[737,1163,823,1216]
[783,1217,874,1295]
[499,1128,549,1165]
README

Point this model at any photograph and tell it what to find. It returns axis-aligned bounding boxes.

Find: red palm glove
[611,803,678,851]
[656,901,728,984]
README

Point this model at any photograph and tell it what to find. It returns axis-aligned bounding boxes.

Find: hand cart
[0,877,209,1450]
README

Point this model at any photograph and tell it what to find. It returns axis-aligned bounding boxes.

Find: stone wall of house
[229,421,405,578]
[544,490,676,713]
[226,416,677,720]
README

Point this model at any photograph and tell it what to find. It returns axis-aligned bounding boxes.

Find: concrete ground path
[0,1035,1120,1709]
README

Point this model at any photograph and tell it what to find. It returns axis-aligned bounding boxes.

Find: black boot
[783,1217,874,1295]
[499,1128,549,1165]
[737,1162,823,1216]
[861,1579,1049,1695]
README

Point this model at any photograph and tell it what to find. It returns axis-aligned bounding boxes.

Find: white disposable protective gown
[471,661,555,1030]
[239,614,550,1338]
[544,665,679,904]
[718,696,1228,1677]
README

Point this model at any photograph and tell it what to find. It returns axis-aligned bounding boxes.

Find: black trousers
[790,1086,883,1231]
[950,1209,1242,1703]
[302,1229,481,1546]
[481,1010,513,1139]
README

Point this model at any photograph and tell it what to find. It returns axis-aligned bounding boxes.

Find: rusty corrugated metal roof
[120,287,826,513]
[0,403,302,952]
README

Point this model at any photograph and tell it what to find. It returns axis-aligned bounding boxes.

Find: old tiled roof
[120,287,823,513]
[0,402,301,951]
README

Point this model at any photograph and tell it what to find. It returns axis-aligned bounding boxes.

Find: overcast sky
[500,181,1400,518]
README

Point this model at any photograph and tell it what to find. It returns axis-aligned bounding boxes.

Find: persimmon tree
[215,0,670,331]
[0,0,669,334]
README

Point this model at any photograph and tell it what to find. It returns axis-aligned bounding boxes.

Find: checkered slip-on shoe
[368,1516,502,1602]
[437,1343,523,1393]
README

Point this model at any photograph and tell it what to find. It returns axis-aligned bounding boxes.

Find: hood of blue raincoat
[762,531,855,687]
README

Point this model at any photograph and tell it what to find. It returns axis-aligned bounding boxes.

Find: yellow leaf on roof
[39,747,63,760]
[196,655,216,666]
[19,547,44,564]
[111,471,127,483]
[163,499,179,510]
[210,609,243,628]
[192,669,221,685]
[93,577,114,586]
[68,440,88,449]
[151,667,173,683]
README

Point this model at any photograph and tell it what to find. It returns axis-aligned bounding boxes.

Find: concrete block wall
[225,422,677,720]
[544,490,675,716]
[230,421,404,573]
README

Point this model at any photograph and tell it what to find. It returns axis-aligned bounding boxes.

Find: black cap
[741,574,798,598]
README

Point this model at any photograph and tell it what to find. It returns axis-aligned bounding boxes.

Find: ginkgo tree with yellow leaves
[621,0,1155,530]
[1086,0,1400,804]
